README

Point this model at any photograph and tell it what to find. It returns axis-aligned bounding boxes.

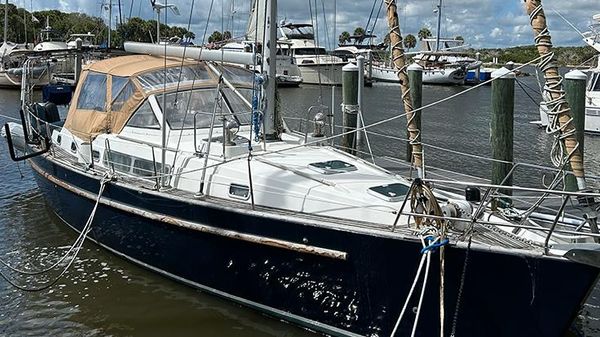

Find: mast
[384,0,422,177]
[23,6,26,45]
[262,0,277,140]
[108,0,112,48]
[3,0,7,44]
[435,0,442,52]
[525,0,586,190]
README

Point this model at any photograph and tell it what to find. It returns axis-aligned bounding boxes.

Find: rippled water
[1,69,599,336]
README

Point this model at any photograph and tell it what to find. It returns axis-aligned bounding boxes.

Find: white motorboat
[278,22,346,85]
[221,41,303,87]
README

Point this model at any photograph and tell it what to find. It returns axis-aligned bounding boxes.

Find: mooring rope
[0,173,111,291]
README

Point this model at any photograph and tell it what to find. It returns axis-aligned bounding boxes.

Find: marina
[1,0,600,336]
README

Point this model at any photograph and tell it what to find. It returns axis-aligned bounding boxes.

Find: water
[1,71,599,336]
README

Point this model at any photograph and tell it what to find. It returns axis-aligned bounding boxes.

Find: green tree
[208,30,223,43]
[404,34,416,50]
[455,35,464,43]
[353,27,365,37]
[418,27,432,40]
[338,31,350,45]
[222,31,232,41]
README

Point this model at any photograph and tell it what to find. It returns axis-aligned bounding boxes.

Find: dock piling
[490,67,515,202]
[564,70,587,192]
[356,56,365,146]
[341,63,359,154]
[407,64,423,162]
[74,38,83,84]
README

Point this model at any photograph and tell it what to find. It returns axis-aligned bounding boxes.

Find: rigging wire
[308,0,324,103]
[115,54,548,181]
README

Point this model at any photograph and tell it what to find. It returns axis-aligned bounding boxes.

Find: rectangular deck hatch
[308,160,357,174]
[367,183,409,202]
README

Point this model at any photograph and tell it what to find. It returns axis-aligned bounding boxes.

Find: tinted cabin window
[591,74,600,92]
[103,151,132,173]
[127,100,160,129]
[111,76,128,100]
[137,65,210,92]
[229,184,250,200]
[77,72,107,111]
[157,89,217,129]
[112,80,136,112]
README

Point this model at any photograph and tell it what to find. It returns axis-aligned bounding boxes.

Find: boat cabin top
[63,54,254,140]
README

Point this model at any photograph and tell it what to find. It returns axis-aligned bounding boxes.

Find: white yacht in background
[221,40,303,86]
[278,22,346,85]
[237,0,302,87]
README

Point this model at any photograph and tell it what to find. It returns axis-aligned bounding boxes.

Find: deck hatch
[308,160,357,174]
[367,183,409,202]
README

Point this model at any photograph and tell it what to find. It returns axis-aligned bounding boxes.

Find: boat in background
[278,22,346,85]
[413,37,481,85]
[230,0,302,87]
[334,35,396,84]
[411,0,481,85]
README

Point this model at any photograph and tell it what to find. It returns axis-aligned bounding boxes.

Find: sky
[18,0,600,49]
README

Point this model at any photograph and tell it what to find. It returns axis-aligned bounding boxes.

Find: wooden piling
[341,63,359,154]
[406,64,423,162]
[74,38,83,84]
[491,67,515,201]
[564,69,587,191]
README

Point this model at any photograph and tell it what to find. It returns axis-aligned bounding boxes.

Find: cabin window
[295,48,328,56]
[367,183,409,202]
[590,74,600,92]
[229,183,250,200]
[103,150,132,173]
[111,76,128,100]
[112,80,136,112]
[156,89,217,129]
[92,150,100,162]
[77,72,107,111]
[126,100,160,129]
[308,160,357,174]
[137,65,210,92]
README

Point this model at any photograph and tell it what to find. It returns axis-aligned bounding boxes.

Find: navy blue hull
[30,155,599,337]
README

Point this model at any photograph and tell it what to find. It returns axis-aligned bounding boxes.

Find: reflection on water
[1,68,600,336]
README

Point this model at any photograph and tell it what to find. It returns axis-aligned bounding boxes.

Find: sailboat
[2,0,600,336]
[412,0,481,85]
[0,0,51,88]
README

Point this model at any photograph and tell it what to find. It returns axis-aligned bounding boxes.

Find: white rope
[0,173,111,291]
[389,231,439,337]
